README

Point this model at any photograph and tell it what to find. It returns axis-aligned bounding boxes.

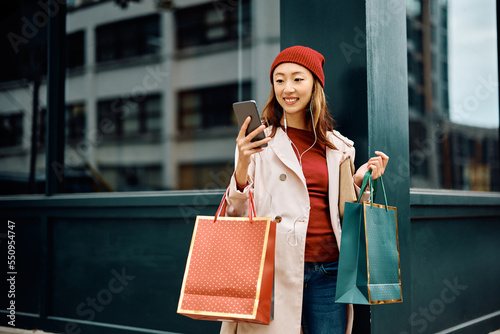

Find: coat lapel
[269,127,306,185]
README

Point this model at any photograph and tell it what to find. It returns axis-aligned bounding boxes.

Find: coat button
[279,173,286,181]
[274,216,282,223]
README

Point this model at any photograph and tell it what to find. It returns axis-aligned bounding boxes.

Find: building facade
[0,0,280,192]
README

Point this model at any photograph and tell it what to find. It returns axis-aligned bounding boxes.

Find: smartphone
[233,100,268,148]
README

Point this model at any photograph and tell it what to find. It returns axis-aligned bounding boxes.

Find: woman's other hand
[366,151,389,179]
[353,151,389,187]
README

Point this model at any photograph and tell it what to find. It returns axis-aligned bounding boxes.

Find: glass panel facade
[407,0,499,191]
[2,0,499,195]
[0,0,280,194]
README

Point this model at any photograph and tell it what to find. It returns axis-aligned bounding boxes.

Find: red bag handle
[214,186,256,223]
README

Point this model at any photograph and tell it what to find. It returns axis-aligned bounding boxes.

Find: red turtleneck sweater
[285,126,339,262]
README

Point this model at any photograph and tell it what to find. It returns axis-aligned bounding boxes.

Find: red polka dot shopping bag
[177,189,276,324]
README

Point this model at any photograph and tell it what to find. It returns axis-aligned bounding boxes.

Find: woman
[221,46,389,334]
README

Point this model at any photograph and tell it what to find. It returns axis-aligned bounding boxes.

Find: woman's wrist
[353,173,363,188]
[236,180,248,192]
[354,163,369,187]
[235,166,249,191]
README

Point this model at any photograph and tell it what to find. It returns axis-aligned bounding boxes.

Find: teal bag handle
[356,169,373,203]
[357,169,389,212]
[369,173,389,212]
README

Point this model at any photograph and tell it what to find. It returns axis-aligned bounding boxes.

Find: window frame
[97,94,162,140]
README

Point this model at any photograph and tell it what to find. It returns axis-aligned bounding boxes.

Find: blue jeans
[302,261,347,334]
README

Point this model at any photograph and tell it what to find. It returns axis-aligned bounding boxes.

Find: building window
[175,0,251,49]
[95,14,160,63]
[440,34,448,58]
[408,85,424,115]
[67,30,85,69]
[0,113,23,148]
[441,87,449,111]
[179,162,233,190]
[66,104,86,142]
[178,82,251,132]
[408,120,429,180]
[97,94,161,138]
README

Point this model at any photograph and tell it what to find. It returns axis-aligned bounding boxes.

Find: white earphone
[283,99,318,166]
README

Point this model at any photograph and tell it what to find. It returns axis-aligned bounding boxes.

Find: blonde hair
[261,79,337,150]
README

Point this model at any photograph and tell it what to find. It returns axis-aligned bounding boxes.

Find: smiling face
[272,62,315,127]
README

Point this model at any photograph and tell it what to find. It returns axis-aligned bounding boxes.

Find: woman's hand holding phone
[234,116,271,188]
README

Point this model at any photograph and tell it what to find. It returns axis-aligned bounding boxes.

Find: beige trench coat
[220,127,368,334]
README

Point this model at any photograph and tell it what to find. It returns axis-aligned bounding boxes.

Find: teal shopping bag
[335,170,403,305]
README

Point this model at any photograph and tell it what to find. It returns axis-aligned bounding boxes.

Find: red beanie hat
[270,45,325,88]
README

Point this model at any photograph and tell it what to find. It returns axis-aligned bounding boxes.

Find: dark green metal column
[365,1,411,333]
[280,0,369,163]
[45,0,67,195]
[280,0,411,332]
